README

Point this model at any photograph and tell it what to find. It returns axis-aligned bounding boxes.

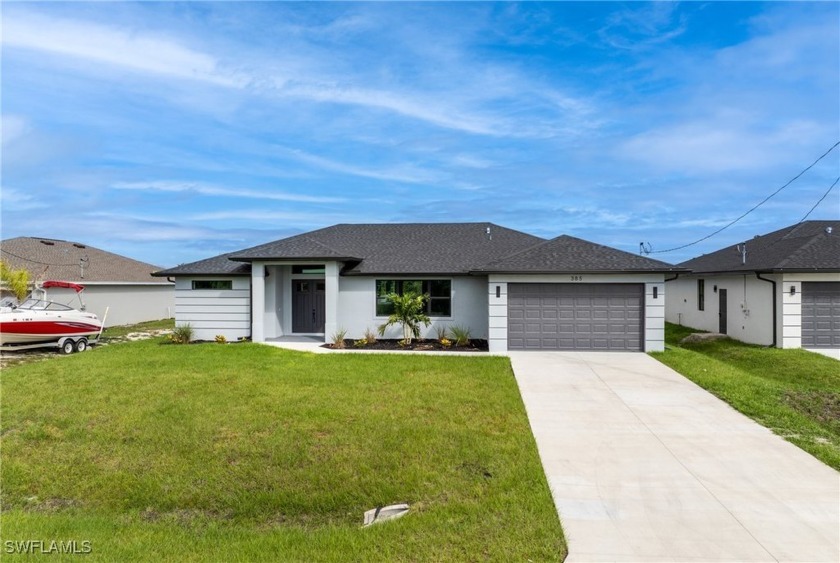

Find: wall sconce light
[790,286,796,296]
[713,285,718,293]
[496,286,501,298]
[653,287,658,299]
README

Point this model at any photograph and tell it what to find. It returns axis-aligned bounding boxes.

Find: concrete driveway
[510,352,839,563]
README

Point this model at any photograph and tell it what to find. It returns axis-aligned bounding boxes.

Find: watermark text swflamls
[4,540,92,555]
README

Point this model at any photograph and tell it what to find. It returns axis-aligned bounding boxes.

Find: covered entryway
[802,282,840,348]
[292,279,326,333]
[507,283,643,351]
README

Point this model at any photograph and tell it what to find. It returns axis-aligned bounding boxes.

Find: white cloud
[2,11,245,87]
[283,148,444,185]
[112,181,345,204]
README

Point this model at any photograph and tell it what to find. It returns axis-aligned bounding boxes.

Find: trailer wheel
[76,338,88,353]
[61,339,76,354]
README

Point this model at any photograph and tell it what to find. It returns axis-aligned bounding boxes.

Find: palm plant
[377,292,431,345]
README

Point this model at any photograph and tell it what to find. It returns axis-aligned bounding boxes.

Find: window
[376,280,451,317]
[698,279,705,311]
[292,265,326,274]
[192,280,233,290]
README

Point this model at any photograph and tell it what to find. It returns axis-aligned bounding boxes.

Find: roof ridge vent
[39,240,55,246]
[73,243,86,248]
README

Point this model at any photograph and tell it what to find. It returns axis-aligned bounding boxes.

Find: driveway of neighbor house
[510,351,840,563]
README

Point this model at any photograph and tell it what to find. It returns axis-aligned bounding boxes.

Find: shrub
[450,325,471,347]
[434,325,449,342]
[440,337,452,348]
[169,324,193,344]
[363,327,378,345]
[331,328,347,349]
[215,334,227,344]
[353,338,368,348]
[377,292,431,345]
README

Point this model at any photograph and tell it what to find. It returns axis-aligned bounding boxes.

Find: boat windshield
[16,299,74,311]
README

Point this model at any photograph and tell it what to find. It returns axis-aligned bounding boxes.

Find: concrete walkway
[510,352,840,563]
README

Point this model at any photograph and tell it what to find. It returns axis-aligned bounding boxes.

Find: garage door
[802,282,840,348]
[507,283,644,351]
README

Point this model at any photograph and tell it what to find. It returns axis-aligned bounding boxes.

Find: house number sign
[570,275,583,281]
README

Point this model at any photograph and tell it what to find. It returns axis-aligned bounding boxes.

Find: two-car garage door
[802,282,840,348]
[508,283,644,351]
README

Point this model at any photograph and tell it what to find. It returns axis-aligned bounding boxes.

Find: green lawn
[0,338,565,561]
[652,323,840,470]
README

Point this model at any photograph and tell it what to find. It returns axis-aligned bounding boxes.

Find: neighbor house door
[292,280,326,333]
[718,289,728,334]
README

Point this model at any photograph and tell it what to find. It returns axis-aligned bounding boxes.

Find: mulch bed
[323,339,489,352]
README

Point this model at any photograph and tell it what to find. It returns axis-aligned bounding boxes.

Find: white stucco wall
[486,273,666,353]
[174,276,251,341]
[666,274,777,346]
[42,283,174,327]
[336,275,489,340]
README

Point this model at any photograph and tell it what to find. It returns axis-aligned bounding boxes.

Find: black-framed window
[192,280,233,290]
[376,280,451,317]
[292,265,326,274]
[698,279,705,311]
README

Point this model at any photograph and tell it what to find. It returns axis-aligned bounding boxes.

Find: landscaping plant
[377,292,431,345]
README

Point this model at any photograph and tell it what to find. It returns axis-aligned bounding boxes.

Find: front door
[718,288,728,334]
[292,280,326,333]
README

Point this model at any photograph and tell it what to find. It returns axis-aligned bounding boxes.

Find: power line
[798,176,838,223]
[0,247,80,267]
[646,140,840,254]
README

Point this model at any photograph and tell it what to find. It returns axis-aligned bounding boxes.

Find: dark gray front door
[718,289,727,334]
[292,280,326,333]
[507,283,644,351]
[802,282,840,348]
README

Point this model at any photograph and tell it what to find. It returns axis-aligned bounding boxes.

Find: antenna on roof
[79,255,89,279]
[485,226,492,241]
[736,243,746,265]
[639,242,652,255]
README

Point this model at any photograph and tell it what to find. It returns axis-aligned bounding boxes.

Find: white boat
[0,281,104,352]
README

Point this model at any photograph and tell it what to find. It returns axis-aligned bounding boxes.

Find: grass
[652,323,840,470]
[0,337,565,561]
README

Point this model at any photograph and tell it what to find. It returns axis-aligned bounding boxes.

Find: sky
[1,1,838,269]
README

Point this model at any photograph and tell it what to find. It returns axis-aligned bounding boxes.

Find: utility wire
[0,247,80,267]
[648,140,840,254]
[797,176,838,223]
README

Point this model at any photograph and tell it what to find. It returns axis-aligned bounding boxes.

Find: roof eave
[229,255,362,263]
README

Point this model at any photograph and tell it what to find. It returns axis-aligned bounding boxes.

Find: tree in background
[0,261,31,301]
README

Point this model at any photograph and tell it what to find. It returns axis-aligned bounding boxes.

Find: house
[1,237,174,327]
[153,223,682,352]
[665,221,840,357]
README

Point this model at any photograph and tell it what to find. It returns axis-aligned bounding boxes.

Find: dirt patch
[783,390,840,432]
[323,339,489,352]
[679,333,730,345]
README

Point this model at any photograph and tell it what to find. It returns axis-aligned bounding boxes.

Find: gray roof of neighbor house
[152,251,253,277]
[474,235,684,273]
[679,221,840,273]
[228,223,547,274]
[1,237,172,284]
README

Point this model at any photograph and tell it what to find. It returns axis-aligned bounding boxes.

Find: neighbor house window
[375,280,451,317]
[192,280,233,290]
[698,279,705,311]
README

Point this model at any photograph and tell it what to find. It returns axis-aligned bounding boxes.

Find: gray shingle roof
[153,251,252,277]
[231,223,546,274]
[474,235,683,273]
[679,221,840,273]
[1,237,171,283]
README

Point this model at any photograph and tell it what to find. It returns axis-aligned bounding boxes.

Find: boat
[0,281,104,352]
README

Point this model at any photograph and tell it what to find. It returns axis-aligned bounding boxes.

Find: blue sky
[2,1,838,268]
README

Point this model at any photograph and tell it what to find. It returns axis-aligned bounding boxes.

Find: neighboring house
[153,223,681,352]
[1,237,174,327]
[665,221,840,357]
